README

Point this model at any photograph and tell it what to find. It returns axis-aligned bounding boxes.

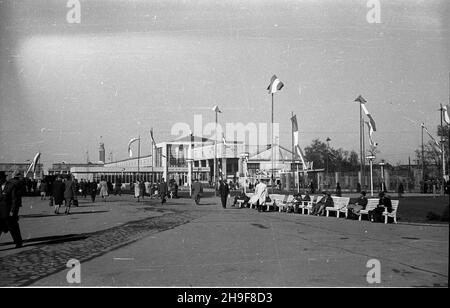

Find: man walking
[159,178,168,204]
[192,178,203,205]
[219,179,229,209]
[64,175,76,214]
[0,170,24,248]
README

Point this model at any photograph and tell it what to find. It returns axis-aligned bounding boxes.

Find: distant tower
[99,141,105,163]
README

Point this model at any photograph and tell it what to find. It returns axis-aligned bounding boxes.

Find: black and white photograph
[0,0,448,292]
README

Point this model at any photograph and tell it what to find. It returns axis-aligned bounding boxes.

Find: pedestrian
[90,180,97,203]
[64,175,77,214]
[114,178,122,196]
[99,177,108,202]
[139,180,145,200]
[335,182,342,197]
[159,178,168,204]
[397,182,404,198]
[0,170,24,248]
[192,178,203,205]
[52,176,65,214]
[134,179,141,201]
[218,179,229,209]
[40,180,47,200]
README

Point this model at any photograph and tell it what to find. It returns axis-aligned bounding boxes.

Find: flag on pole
[354,95,367,104]
[291,114,299,149]
[25,152,41,176]
[222,134,229,147]
[291,114,309,170]
[267,75,284,94]
[128,137,139,157]
[212,105,222,113]
[365,121,378,147]
[361,103,377,131]
[150,128,156,146]
[295,145,308,171]
[443,105,450,125]
[421,123,442,152]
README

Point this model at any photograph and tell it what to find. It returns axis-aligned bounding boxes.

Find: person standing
[99,177,108,202]
[219,180,229,209]
[40,180,47,200]
[159,178,168,204]
[52,176,65,214]
[114,178,122,196]
[64,175,76,215]
[397,182,404,198]
[89,180,97,203]
[192,178,203,205]
[0,170,24,248]
[335,182,342,197]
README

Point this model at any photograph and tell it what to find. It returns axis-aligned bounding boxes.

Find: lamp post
[241,152,249,194]
[326,137,331,188]
[212,105,222,196]
[379,160,386,192]
[366,155,375,197]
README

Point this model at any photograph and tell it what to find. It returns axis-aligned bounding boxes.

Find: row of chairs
[236,193,399,224]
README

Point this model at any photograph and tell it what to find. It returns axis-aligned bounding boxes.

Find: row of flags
[124,75,449,166]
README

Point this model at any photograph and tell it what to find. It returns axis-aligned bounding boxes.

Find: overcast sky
[0,0,448,167]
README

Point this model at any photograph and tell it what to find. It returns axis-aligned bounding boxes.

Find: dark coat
[64,179,76,200]
[219,182,229,198]
[52,180,65,205]
[159,182,168,197]
[192,181,203,198]
[1,178,23,216]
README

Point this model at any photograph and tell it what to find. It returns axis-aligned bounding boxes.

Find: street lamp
[379,160,386,192]
[240,152,249,194]
[212,105,222,196]
[366,155,375,197]
[326,137,331,188]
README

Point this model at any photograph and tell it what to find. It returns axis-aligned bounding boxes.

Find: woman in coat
[52,176,65,214]
[63,176,76,214]
[99,178,108,202]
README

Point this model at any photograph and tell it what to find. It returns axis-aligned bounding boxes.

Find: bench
[302,195,323,215]
[236,193,253,208]
[383,200,399,224]
[271,194,287,212]
[357,199,379,221]
[326,197,350,217]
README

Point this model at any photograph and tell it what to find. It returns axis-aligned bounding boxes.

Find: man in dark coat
[368,192,392,223]
[218,180,229,209]
[159,178,168,204]
[52,176,65,214]
[0,170,24,248]
[192,178,203,205]
[64,176,76,214]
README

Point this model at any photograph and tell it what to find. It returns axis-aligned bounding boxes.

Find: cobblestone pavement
[0,203,210,286]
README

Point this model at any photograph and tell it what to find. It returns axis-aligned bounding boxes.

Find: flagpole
[271,93,274,193]
[440,104,445,193]
[360,102,364,190]
[422,124,425,190]
[151,132,154,185]
[292,111,295,193]
[214,111,218,196]
[362,108,366,189]
[138,135,141,182]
